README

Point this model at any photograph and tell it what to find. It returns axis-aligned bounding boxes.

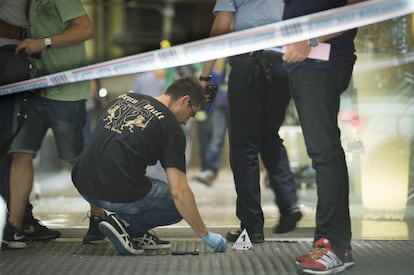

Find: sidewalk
[2,167,414,274]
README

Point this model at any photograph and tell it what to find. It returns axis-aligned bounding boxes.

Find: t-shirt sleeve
[214,0,236,14]
[55,0,87,23]
[161,133,187,173]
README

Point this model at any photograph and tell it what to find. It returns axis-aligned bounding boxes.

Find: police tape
[1,0,413,96]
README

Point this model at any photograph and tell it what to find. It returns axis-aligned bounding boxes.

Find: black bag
[0,44,31,85]
[0,44,31,157]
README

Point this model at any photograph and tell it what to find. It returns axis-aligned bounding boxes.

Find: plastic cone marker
[232,228,253,250]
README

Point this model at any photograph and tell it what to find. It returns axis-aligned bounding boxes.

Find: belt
[231,50,264,60]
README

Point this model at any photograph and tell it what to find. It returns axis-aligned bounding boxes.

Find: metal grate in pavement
[1,240,414,275]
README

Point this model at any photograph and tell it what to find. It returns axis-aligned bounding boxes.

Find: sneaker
[132,231,171,250]
[23,218,61,241]
[82,212,106,244]
[195,170,216,186]
[296,248,355,269]
[2,223,27,249]
[296,238,347,274]
[274,205,302,233]
[226,229,264,243]
[98,214,144,255]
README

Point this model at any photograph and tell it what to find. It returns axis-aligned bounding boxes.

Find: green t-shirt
[29,0,91,101]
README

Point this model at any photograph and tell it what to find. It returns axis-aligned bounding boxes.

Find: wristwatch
[44,37,52,49]
[308,38,319,48]
[199,75,212,82]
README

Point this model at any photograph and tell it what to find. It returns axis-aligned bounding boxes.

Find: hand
[201,231,227,252]
[15,38,44,57]
[282,40,311,63]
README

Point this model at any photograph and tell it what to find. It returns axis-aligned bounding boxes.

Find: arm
[200,11,234,82]
[16,15,94,56]
[166,167,208,237]
[283,1,365,63]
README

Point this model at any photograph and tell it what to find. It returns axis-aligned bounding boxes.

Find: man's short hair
[165,77,205,107]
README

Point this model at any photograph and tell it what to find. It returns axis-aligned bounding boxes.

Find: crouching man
[72,77,227,255]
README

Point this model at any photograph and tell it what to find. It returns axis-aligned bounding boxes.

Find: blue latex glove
[201,231,227,252]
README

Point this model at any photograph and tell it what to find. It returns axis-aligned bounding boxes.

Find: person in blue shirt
[200,0,302,244]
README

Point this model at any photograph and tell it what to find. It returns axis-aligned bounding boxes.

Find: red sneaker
[296,238,348,274]
[296,247,354,268]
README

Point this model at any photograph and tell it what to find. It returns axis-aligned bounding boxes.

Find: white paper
[267,42,331,61]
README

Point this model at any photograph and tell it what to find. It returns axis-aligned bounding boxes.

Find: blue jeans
[228,51,298,234]
[83,178,182,236]
[9,94,86,163]
[197,105,228,174]
[287,60,355,255]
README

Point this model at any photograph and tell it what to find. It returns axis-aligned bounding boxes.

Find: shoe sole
[99,221,143,255]
[344,262,355,268]
[142,243,171,250]
[134,240,171,250]
[299,265,346,274]
[25,235,61,241]
[82,234,106,244]
[296,260,355,268]
[2,240,27,249]
[296,259,353,274]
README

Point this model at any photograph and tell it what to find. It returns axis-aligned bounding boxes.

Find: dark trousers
[287,60,355,256]
[0,94,17,203]
[228,52,298,234]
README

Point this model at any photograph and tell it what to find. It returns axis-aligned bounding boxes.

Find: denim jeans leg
[288,61,354,253]
[83,178,182,236]
[204,107,227,173]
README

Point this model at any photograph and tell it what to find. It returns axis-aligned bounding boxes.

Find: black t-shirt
[72,93,186,203]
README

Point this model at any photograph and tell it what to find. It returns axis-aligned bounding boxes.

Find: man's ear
[181,94,190,105]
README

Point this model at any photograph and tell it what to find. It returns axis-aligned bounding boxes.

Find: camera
[204,83,218,101]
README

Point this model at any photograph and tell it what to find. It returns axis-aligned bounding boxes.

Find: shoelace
[309,247,330,260]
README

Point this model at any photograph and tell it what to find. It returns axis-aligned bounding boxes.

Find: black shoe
[83,212,106,244]
[98,214,144,255]
[226,229,264,243]
[274,206,302,233]
[23,218,61,241]
[2,223,27,250]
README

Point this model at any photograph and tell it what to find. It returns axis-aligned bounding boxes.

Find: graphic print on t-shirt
[102,94,164,134]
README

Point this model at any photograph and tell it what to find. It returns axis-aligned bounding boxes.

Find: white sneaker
[195,170,216,186]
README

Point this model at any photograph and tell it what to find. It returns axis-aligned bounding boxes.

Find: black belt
[232,50,264,59]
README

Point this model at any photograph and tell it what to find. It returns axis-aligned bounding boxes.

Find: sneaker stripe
[133,233,171,250]
[301,251,346,274]
[300,250,346,274]
[98,215,143,255]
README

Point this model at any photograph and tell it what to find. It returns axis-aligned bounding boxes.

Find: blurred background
[31,0,414,240]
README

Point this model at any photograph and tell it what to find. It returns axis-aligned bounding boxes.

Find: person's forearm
[201,60,216,78]
[49,15,94,48]
[201,11,233,78]
[171,183,208,237]
[15,14,94,56]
